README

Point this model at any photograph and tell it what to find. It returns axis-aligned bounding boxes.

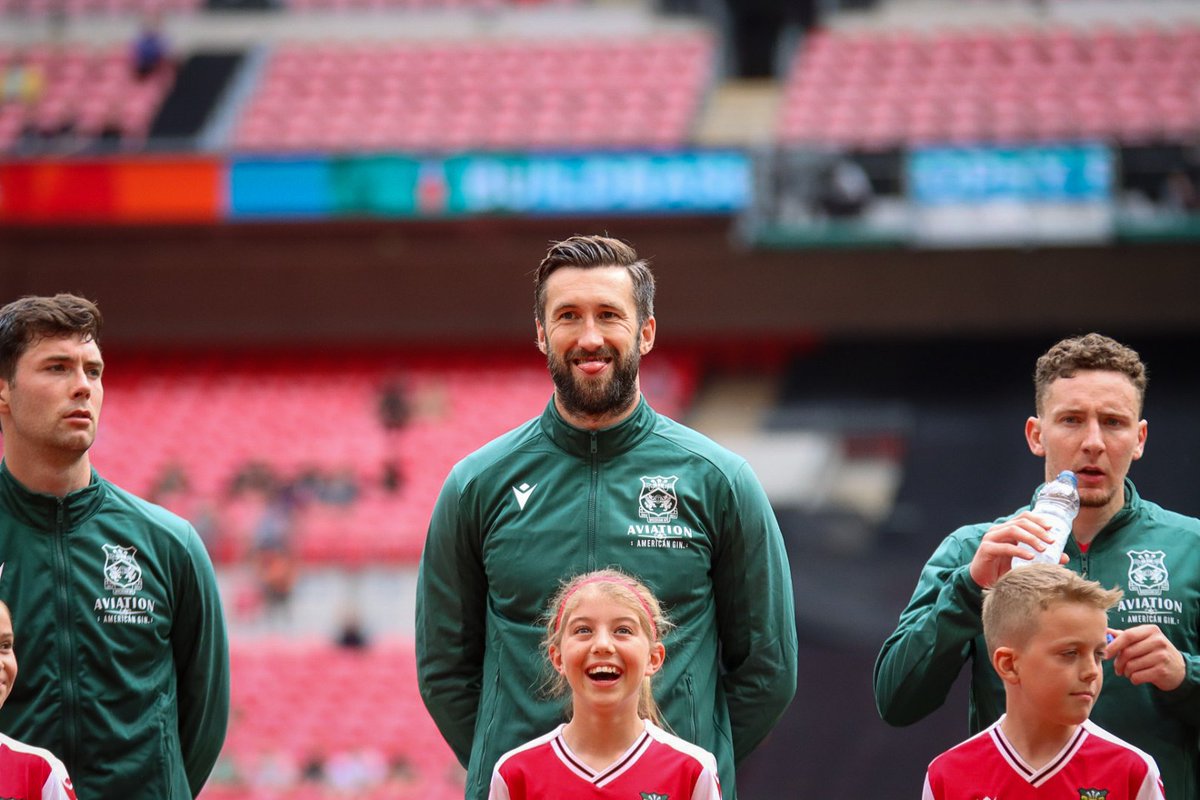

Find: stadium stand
[280,0,576,12]
[0,0,562,15]
[0,351,697,565]
[233,35,714,151]
[204,638,462,800]
[0,42,176,152]
[4,3,1200,800]
[778,24,1200,150]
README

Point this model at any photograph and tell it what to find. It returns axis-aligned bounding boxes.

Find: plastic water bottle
[1011,471,1080,569]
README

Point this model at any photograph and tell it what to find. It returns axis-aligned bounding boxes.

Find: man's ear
[638,316,656,356]
[1132,419,1147,462]
[1025,416,1044,457]
[0,377,10,416]
[536,318,548,355]
[993,646,1020,685]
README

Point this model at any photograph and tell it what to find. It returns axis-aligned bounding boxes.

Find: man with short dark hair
[416,235,798,800]
[0,293,229,800]
[875,332,1200,799]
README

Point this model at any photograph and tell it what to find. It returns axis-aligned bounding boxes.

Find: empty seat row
[232,36,714,152]
[779,25,1200,150]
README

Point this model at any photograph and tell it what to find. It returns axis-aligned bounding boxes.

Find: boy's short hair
[983,564,1122,655]
[1034,332,1147,416]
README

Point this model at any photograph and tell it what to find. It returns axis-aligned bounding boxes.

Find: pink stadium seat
[778,23,1200,148]
[234,35,712,152]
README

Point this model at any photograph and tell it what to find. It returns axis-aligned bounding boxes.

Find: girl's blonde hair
[542,567,673,724]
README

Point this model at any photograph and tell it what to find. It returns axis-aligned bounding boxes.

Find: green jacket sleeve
[415,471,488,768]
[172,524,230,798]
[713,462,798,762]
[1159,652,1200,724]
[873,530,984,726]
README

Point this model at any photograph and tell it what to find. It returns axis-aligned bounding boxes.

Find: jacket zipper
[51,499,80,769]
[587,433,598,570]
[1079,549,1090,579]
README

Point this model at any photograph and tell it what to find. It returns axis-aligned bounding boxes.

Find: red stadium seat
[776,23,1200,148]
[233,36,713,152]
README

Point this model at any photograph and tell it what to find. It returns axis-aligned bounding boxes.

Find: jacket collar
[1090,478,1140,547]
[0,460,106,532]
[539,395,656,460]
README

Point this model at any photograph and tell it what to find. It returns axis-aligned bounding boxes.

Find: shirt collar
[539,395,656,460]
[1071,478,1141,552]
[0,460,106,532]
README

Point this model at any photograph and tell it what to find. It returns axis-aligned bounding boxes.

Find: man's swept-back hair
[0,294,103,382]
[534,235,655,327]
[1034,333,1147,415]
[982,563,1122,656]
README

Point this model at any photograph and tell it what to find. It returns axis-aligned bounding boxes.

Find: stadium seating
[202,637,463,800]
[281,0,574,11]
[233,36,714,151]
[0,0,560,15]
[0,0,197,15]
[778,25,1200,150]
[0,351,696,565]
[0,43,175,153]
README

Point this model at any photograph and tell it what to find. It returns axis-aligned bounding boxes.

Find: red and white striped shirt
[490,719,721,800]
[0,733,77,800]
[924,717,1164,800]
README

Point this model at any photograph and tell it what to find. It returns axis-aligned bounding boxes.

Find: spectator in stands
[1,54,43,107]
[251,483,298,617]
[0,294,229,800]
[229,459,278,497]
[324,747,388,794]
[334,606,370,650]
[0,600,77,800]
[148,461,190,505]
[416,235,797,800]
[131,12,170,80]
[377,378,411,493]
[875,333,1200,800]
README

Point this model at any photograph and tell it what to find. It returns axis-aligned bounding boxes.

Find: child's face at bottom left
[0,606,17,710]
[550,589,664,719]
[1008,601,1108,729]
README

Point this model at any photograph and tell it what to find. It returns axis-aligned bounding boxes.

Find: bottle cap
[1057,470,1077,486]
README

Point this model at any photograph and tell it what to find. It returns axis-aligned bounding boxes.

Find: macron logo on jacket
[511,483,537,510]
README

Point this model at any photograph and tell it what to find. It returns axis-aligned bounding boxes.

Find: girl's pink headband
[553,576,658,639]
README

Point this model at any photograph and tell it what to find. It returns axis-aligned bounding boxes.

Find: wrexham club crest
[102,544,144,596]
[1078,790,1109,799]
[1128,550,1169,596]
[640,794,670,800]
[639,476,679,525]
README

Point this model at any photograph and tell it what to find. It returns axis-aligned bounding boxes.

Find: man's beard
[1079,486,1118,510]
[547,345,641,421]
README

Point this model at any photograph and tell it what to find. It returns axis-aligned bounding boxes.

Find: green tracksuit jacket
[416,397,798,800]
[875,479,1200,799]
[0,462,230,800]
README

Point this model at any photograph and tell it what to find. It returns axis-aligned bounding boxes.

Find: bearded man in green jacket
[875,333,1200,799]
[416,235,798,800]
[0,294,229,799]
